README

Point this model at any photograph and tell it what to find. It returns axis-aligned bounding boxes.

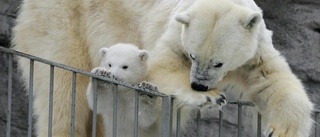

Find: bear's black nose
[191,82,208,91]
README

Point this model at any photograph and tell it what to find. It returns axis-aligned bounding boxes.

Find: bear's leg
[148,50,226,108]
[32,69,91,137]
[27,63,104,137]
[251,85,313,137]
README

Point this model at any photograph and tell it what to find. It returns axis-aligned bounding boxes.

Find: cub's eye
[189,54,195,60]
[109,64,112,67]
[214,63,223,68]
[122,65,128,70]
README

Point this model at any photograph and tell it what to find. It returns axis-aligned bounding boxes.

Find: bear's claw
[200,94,227,109]
[216,94,227,106]
[138,81,159,99]
[138,81,159,92]
[91,67,109,76]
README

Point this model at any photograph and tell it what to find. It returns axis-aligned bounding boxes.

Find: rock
[0,0,20,47]
[0,0,319,137]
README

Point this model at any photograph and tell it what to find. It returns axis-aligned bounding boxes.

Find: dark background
[1,0,319,136]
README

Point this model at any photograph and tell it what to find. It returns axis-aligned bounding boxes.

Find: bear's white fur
[86,43,160,137]
[12,0,313,136]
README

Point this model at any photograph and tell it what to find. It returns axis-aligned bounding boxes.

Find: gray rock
[0,0,319,137]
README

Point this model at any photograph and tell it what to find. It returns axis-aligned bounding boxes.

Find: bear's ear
[139,50,149,62]
[100,48,109,57]
[243,12,262,29]
[175,12,190,25]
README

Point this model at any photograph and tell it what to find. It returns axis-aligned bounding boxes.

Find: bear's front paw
[138,81,159,98]
[138,81,159,92]
[178,89,227,109]
[101,72,124,82]
[201,94,227,109]
[91,67,109,76]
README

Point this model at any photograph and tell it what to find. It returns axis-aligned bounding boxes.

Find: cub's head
[100,43,149,84]
[175,0,262,91]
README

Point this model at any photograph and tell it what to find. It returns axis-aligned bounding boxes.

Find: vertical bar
[48,65,54,137]
[196,109,201,137]
[6,53,13,137]
[134,91,139,137]
[219,110,223,137]
[257,113,262,137]
[92,78,98,137]
[28,60,34,137]
[238,105,242,137]
[161,96,173,137]
[113,84,118,137]
[316,112,320,137]
[70,72,77,137]
[176,107,182,137]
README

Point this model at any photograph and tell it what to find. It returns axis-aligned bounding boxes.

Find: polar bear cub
[86,43,160,137]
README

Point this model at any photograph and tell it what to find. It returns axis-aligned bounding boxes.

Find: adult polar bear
[12,0,313,137]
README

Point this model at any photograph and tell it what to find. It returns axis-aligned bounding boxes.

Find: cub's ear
[243,12,262,29]
[175,12,190,25]
[139,50,149,62]
[100,48,109,57]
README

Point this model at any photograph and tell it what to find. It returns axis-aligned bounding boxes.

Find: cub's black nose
[191,82,208,91]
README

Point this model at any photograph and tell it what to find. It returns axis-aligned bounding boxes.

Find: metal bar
[316,111,320,137]
[228,101,255,106]
[176,107,182,137]
[196,109,201,137]
[6,53,13,137]
[257,113,262,137]
[219,110,223,137]
[161,96,173,137]
[28,60,34,137]
[48,65,54,137]
[0,46,167,96]
[113,84,118,137]
[92,78,98,137]
[70,72,77,137]
[238,104,242,137]
[134,91,139,137]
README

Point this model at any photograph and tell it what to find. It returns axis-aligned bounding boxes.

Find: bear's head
[99,43,149,84]
[175,0,262,91]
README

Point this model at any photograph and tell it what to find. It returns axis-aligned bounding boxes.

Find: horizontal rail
[0,46,166,97]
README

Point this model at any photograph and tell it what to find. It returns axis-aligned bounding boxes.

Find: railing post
[196,109,201,137]
[6,53,13,137]
[257,113,262,137]
[28,59,34,137]
[48,65,54,137]
[219,110,223,137]
[176,107,182,137]
[112,84,118,137]
[91,78,98,137]
[316,111,320,137]
[134,91,140,137]
[70,72,77,137]
[161,95,173,137]
[238,104,242,137]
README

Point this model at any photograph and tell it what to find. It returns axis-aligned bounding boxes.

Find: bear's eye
[109,64,112,67]
[214,63,223,68]
[122,65,128,70]
[189,54,195,60]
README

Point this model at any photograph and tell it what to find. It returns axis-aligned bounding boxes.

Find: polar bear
[86,43,160,137]
[147,0,313,136]
[12,0,313,136]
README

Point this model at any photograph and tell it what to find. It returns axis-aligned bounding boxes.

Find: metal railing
[1,46,319,137]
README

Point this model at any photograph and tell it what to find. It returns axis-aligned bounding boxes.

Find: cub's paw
[138,81,159,99]
[138,81,159,92]
[91,67,109,76]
